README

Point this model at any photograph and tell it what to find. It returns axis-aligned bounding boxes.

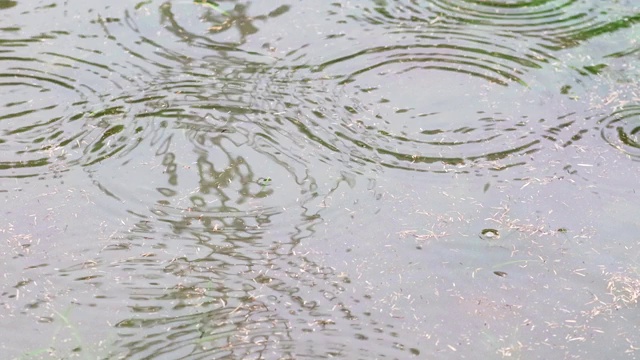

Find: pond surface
[1,0,640,359]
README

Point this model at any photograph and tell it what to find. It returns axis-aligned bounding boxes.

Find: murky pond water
[2,0,640,358]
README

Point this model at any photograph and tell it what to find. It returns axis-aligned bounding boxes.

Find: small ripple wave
[257,52,543,174]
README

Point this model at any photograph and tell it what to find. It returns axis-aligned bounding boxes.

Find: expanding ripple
[37,3,412,358]
[0,6,162,180]
[233,2,546,175]
[258,63,547,174]
[428,0,585,29]
[335,6,542,86]
[81,5,335,237]
[245,1,640,175]
[599,105,640,160]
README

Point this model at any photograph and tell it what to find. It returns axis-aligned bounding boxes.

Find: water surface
[1,0,640,359]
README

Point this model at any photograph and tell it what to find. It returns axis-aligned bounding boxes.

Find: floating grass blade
[194,0,229,16]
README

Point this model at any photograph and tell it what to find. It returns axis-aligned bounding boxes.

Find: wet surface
[1,1,640,358]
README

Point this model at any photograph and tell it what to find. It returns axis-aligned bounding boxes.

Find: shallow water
[1,1,640,359]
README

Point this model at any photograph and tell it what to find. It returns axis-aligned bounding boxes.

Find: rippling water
[1,1,640,359]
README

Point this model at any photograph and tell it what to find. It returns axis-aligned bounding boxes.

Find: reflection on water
[1,0,640,358]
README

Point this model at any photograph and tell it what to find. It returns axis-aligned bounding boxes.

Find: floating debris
[480,228,500,240]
